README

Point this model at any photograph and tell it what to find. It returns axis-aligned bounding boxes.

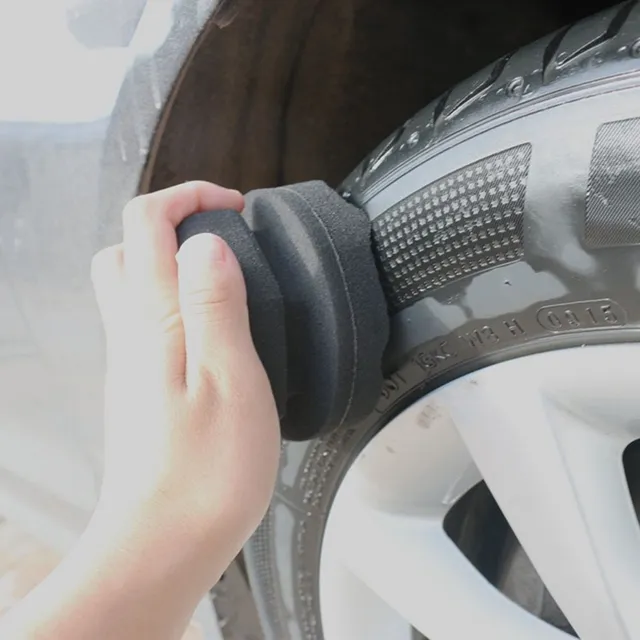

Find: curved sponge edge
[245,181,389,440]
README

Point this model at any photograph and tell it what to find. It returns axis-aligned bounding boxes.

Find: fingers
[122,182,243,324]
[121,182,244,380]
[91,244,141,380]
[177,233,252,389]
[91,244,126,338]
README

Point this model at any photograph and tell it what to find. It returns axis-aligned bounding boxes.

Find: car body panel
[0,0,220,551]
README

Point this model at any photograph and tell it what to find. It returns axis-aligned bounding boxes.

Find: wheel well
[144,0,615,194]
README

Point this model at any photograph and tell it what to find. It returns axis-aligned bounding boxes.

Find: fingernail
[208,234,227,263]
[178,233,227,265]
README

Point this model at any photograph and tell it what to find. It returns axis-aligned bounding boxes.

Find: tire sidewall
[248,73,640,640]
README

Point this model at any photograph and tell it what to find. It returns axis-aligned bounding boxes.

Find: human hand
[0,182,281,640]
[89,181,280,592]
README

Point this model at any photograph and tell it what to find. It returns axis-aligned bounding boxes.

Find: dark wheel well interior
[144,0,616,194]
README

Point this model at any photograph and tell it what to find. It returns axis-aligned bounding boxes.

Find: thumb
[177,233,251,384]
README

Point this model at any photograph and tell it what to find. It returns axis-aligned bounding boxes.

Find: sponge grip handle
[176,210,288,417]
[174,182,388,441]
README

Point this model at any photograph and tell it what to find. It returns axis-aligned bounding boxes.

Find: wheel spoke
[322,484,569,640]
[441,350,640,640]
[347,396,481,516]
[320,550,413,640]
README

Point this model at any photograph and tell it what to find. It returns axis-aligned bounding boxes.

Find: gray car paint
[0,0,220,551]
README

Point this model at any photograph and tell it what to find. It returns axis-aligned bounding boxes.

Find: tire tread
[343,1,640,198]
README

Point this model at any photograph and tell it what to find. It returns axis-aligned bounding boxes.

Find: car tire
[245,3,640,637]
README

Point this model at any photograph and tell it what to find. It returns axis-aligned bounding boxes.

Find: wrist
[0,502,217,640]
[82,496,229,595]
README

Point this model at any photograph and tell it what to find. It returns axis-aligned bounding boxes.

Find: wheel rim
[320,344,640,640]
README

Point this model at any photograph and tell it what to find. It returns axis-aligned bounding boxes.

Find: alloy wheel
[320,344,640,639]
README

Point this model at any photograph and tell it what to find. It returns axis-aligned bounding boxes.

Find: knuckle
[90,251,107,280]
[185,276,236,311]
[155,311,184,337]
[123,194,155,226]
[184,291,229,318]
[91,246,120,285]
[209,273,237,306]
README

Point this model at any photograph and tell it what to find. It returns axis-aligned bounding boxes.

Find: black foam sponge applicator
[176,181,389,441]
[176,209,287,417]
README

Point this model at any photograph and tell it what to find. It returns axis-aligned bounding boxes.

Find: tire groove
[432,88,452,133]
[542,24,572,83]
[558,0,637,69]
[344,1,640,199]
[366,122,408,176]
[605,0,636,38]
[444,53,513,122]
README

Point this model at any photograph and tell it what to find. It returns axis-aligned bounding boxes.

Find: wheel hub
[320,344,640,639]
